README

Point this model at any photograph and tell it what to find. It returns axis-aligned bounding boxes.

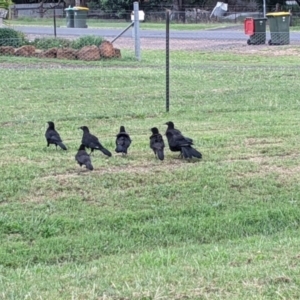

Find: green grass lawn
[0,48,300,299]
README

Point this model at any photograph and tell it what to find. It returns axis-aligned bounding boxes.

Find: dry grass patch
[229,152,300,181]
[1,121,15,127]
[232,45,300,57]
[38,157,197,179]
[24,158,201,203]
[244,137,283,146]
[259,164,300,181]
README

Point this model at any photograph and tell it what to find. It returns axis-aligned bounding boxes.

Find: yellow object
[266,12,290,17]
[74,6,89,10]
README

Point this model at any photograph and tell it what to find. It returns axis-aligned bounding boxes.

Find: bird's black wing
[46,128,67,150]
[150,133,165,160]
[152,134,164,149]
[46,129,62,143]
[167,130,184,148]
[75,150,93,170]
[170,131,201,159]
[83,132,112,157]
[116,133,131,153]
[82,132,101,149]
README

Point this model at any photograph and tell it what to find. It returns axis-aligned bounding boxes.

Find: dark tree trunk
[172,0,186,23]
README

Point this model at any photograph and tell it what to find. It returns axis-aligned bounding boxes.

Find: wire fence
[8,6,260,22]
[1,11,300,132]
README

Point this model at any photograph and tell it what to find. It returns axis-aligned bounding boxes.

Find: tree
[170,0,209,22]
[0,0,13,9]
[171,0,185,21]
[254,0,290,12]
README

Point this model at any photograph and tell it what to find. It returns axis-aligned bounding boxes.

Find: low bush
[0,34,107,53]
[32,37,72,50]
[70,35,105,49]
[0,0,13,10]
[0,28,27,47]
[30,36,106,50]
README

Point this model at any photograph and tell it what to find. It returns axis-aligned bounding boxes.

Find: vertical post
[263,0,266,18]
[133,2,141,61]
[234,5,236,23]
[53,8,57,38]
[166,11,170,113]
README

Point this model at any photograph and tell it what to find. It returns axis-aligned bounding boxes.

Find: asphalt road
[13,25,300,42]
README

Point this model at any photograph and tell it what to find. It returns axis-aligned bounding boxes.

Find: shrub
[0,28,26,48]
[0,0,13,10]
[32,37,72,50]
[71,35,105,50]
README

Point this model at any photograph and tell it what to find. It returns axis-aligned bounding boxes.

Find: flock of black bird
[45,121,202,171]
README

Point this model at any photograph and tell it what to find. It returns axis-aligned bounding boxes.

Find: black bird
[75,144,93,171]
[165,121,202,159]
[45,121,67,150]
[79,126,112,157]
[149,127,165,161]
[115,126,132,155]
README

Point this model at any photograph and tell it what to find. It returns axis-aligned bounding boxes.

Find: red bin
[244,18,254,36]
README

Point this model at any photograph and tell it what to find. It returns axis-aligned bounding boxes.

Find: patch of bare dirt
[244,138,283,146]
[25,158,200,203]
[232,44,300,56]
[256,163,300,179]
[228,152,300,180]
[38,158,193,181]
[1,121,14,127]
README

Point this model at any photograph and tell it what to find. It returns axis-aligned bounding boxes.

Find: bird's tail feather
[58,142,67,150]
[182,146,202,159]
[190,147,202,159]
[181,147,193,159]
[100,147,112,157]
[115,145,126,154]
[157,149,164,161]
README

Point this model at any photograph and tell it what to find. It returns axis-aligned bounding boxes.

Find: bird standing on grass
[45,121,67,150]
[149,127,165,161]
[79,126,112,157]
[165,121,202,159]
[115,126,132,155]
[75,144,93,171]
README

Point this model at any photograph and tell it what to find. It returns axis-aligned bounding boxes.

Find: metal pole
[53,8,57,38]
[263,0,266,18]
[133,2,141,61]
[111,22,134,43]
[166,11,170,113]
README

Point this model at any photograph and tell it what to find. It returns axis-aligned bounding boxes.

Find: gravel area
[113,37,248,51]
[25,33,300,55]
[25,33,247,50]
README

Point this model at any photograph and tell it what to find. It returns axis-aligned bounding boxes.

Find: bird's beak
[78,127,82,130]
